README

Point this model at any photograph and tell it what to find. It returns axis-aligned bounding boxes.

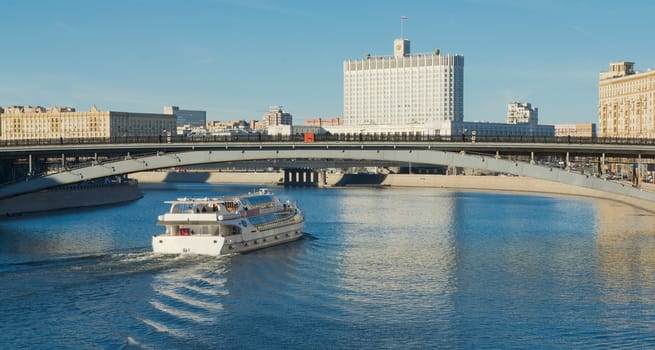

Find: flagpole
[400,16,407,39]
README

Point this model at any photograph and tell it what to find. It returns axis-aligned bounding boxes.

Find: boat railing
[252,211,301,231]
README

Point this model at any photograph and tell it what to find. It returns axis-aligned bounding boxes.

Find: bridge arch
[1,148,654,204]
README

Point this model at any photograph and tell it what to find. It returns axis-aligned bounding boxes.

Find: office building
[343,37,464,133]
[262,106,293,128]
[442,120,554,138]
[599,61,655,138]
[0,105,176,141]
[507,102,538,125]
[164,105,206,128]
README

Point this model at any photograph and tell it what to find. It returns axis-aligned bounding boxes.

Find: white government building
[269,37,555,138]
[342,38,463,134]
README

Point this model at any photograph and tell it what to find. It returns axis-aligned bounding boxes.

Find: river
[1,184,655,349]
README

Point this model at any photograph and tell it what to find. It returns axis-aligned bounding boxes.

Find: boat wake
[132,257,230,346]
[0,249,223,276]
[0,253,110,273]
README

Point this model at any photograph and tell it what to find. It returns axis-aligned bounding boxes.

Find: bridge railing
[1,133,655,146]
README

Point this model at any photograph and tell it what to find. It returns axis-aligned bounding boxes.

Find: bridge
[1,138,655,204]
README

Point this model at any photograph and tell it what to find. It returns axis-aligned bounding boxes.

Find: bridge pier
[633,154,642,188]
[448,150,467,175]
[317,170,328,187]
[599,153,605,176]
[284,168,319,187]
[0,159,17,183]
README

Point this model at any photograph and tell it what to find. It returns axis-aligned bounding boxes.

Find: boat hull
[221,222,304,255]
[152,222,304,256]
[152,235,226,255]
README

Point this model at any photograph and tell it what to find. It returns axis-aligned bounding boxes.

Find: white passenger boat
[152,188,304,255]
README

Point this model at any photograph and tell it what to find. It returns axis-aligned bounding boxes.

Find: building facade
[598,61,655,138]
[442,120,554,138]
[343,38,464,132]
[0,105,176,141]
[507,102,538,125]
[262,106,293,128]
[164,105,206,128]
[553,123,597,138]
[304,118,342,127]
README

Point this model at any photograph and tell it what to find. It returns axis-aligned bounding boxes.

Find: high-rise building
[343,38,464,132]
[262,106,292,128]
[507,102,538,125]
[164,106,207,128]
[598,61,655,138]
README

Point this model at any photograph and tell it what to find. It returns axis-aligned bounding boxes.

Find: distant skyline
[3,0,655,125]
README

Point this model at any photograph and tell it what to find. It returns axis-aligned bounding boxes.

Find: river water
[1,184,655,349]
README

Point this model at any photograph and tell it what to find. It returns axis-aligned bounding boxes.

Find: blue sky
[2,0,654,124]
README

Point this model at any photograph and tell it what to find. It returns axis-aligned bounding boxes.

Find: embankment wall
[129,172,655,213]
[0,182,143,217]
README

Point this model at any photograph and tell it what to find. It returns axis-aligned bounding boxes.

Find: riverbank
[382,174,655,214]
[129,171,287,185]
[129,171,655,213]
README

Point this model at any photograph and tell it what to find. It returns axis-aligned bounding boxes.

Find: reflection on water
[334,188,457,326]
[595,199,655,308]
[0,219,116,256]
[0,197,160,260]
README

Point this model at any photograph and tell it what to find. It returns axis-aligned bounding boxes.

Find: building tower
[507,102,538,125]
[343,38,464,133]
[262,106,293,128]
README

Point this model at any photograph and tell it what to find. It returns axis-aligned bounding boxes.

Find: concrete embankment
[130,171,285,185]
[129,171,655,213]
[382,174,655,214]
[0,182,143,217]
[129,171,345,186]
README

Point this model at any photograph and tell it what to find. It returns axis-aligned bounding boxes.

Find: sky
[2,0,655,124]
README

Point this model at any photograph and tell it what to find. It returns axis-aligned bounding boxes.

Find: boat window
[170,202,205,213]
[218,225,241,236]
[224,201,238,212]
[244,195,275,209]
